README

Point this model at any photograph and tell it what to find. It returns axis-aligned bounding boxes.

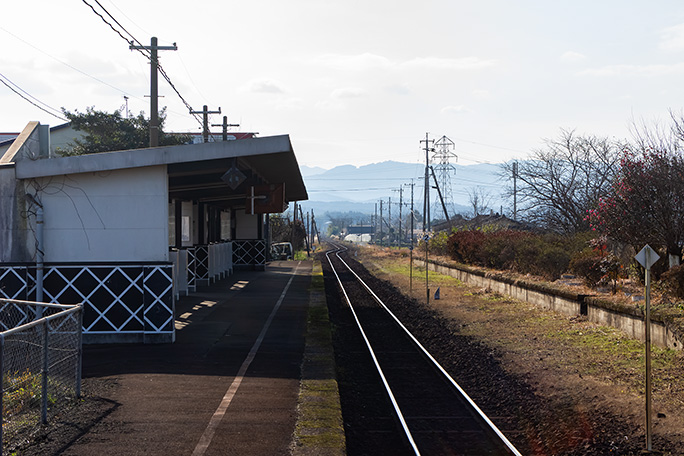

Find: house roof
[14,133,308,204]
[432,213,537,232]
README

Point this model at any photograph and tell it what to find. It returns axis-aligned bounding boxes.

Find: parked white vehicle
[271,242,293,260]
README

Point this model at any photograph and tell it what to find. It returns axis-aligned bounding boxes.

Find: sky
[4,1,684,169]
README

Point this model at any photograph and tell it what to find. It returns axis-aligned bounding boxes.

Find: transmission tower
[431,135,457,219]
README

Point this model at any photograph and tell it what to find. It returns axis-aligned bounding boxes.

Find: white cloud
[472,89,491,99]
[385,84,411,95]
[401,56,495,71]
[579,62,684,77]
[273,97,305,110]
[316,53,495,72]
[560,51,586,63]
[239,78,287,94]
[316,53,392,71]
[315,87,367,111]
[441,105,471,115]
[659,23,684,52]
[331,87,367,99]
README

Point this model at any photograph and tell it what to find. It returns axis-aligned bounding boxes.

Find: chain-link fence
[0,298,83,453]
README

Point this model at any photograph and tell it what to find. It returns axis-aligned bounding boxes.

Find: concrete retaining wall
[586,302,681,350]
[416,259,682,350]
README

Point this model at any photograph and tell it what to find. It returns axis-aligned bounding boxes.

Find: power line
[0,72,64,118]
[105,0,154,37]
[176,53,211,104]
[307,187,396,192]
[81,0,205,130]
[0,25,142,100]
[306,177,412,181]
[0,73,66,121]
[81,0,148,57]
[85,0,202,126]
[450,137,528,155]
[157,64,204,128]
[93,0,145,48]
[1,24,190,124]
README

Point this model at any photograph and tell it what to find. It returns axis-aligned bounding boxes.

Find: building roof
[11,128,307,204]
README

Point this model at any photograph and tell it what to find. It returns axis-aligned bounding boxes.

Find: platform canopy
[14,134,308,209]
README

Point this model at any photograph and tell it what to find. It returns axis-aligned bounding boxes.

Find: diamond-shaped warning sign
[221,165,246,190]
[635,244,660,270]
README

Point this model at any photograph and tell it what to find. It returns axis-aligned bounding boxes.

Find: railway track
[325,244,521,456]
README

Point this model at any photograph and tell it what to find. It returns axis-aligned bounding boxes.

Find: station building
[0,121,307,343]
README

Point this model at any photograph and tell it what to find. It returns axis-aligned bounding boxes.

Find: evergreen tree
[59,106,190,155]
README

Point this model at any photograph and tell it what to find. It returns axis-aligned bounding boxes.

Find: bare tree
[502,129,623,233]
[467,186,494,217]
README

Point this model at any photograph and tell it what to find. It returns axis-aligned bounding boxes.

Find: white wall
[183,201,194,247]
[35,165,169,262]
[220,210,231,240]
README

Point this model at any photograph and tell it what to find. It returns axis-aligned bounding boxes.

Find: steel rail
[325,246,422,456]
[329,243,522,456]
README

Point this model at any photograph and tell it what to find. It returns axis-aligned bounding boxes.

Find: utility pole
[130,37,177,147]
[212,115,240,141]
[379,200,384,247]
[388,197,392,246]
[512,161,518,220]
[300,205,310,257]
[292,201,297,248]
[398,188,403,246]
[409,180,415,293]
[310,210,316,246]
[420,133,434,232]
[310,210,315,248]
[374,203,378,244]
[312,210,320,244]
[393,186,404,246]
[190,105,222,143]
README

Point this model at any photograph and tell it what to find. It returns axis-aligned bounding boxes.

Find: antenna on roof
[123,95,129,118]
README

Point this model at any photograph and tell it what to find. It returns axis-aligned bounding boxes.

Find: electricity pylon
[431,135,457,219]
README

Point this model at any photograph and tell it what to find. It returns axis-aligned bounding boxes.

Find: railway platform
[54,260,344,456]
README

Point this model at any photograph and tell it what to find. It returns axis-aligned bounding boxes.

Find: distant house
[0,132,19,143]
[0,122,80,158]
[0,121,307,343]
[346,225,374,235]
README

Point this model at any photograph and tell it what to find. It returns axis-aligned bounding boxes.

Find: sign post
[635,244,660,453]
[424,233,430,304]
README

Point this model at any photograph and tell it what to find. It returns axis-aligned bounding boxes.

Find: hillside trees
[59,106,190,155]
[502,130,623,233]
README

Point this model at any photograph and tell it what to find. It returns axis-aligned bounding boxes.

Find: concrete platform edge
[291,260,347,456]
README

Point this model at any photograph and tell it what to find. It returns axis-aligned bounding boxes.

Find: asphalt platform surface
[64,260,313,456]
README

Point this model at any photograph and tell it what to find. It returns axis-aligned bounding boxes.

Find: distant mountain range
[297,161,510,222]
